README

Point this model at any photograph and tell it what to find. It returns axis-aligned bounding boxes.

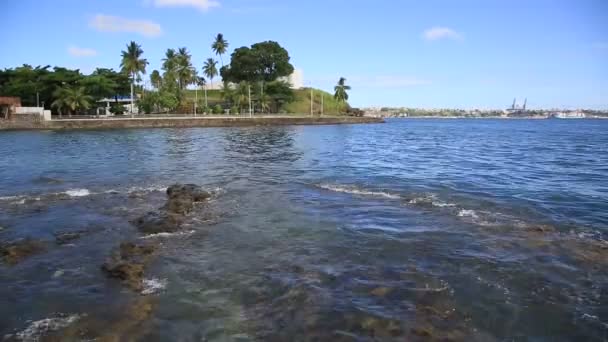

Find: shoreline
[367,115,608,120]
[0,115,383,131]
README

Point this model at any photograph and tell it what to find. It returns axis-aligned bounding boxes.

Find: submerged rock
[101,242,158,291]
[1,238,47,265]
[132,211,184,234]
[54,231,86,245]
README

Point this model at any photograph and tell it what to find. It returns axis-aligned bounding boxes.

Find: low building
[0,96,21,119]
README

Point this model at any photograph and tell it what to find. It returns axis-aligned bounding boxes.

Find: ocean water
[0,119,607,341]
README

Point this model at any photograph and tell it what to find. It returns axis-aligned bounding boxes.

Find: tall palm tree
[333,77,351,114]
[150,70,162,89]
[176,47,195,90]
[211,33,229,67]
[52,86,93,117]
[162,49,178,92]
[203,58,218,108]
[120,41,148,115]
[195,76,206,113]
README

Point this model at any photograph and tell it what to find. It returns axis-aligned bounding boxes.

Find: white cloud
[89,14,162,37]
[423,26,463,41]
[152,0,220,12]
[67,46,97,57]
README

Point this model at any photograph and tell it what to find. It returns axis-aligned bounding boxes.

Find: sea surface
[0,119,607,341]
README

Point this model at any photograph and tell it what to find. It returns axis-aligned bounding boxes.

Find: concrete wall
[0,116,383,131]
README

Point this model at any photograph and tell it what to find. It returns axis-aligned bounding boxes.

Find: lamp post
[248,84,252,118]
[310,86,313,117]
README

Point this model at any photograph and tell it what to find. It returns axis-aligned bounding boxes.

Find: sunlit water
[0,119,607,341]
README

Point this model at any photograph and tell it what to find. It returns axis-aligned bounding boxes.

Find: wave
[13,314,82,341]
[141,278,167,295]
[140,230,196,239]
[64,189,91,197]
[316,184,401,200]
[457,209,480,219]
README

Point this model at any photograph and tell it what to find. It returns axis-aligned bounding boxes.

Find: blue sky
[1,0,607,109]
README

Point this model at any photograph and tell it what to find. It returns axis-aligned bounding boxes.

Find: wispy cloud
[422,26,463,41]
[89,14,162,37]
[67,46,97,57]
[152,0,220,12]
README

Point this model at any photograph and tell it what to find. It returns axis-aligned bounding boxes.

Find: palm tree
[211,33,229,66]
[176,47,195,91]
[120,41,148,115]
[52,86,93,117]
[334,77,351,114]
[162,49,178,92]
[150,70,162,89]
[195,76,206,113]
[203,58,218,108]
[236,81,249,112]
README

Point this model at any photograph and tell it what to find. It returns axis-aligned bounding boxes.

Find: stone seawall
[0,116,383,131]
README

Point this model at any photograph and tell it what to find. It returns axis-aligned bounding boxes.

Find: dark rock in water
[166,184,211,203]
[54,231,86,245]
[1,238,47,265]
[163,196,195,215]
[132,211,183,234]
[133,183,210,233]
[101,242,158,291]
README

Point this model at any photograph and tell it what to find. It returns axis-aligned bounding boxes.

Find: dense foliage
[0,34,350,115]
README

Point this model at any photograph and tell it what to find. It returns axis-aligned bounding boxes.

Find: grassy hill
[181,87,348,115]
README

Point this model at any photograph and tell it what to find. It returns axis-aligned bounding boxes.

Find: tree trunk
[130,76,135,117]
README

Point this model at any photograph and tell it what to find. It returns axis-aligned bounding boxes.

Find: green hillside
[182,87,348,115]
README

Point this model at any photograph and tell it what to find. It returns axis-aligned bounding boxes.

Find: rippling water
[0,119,607,341]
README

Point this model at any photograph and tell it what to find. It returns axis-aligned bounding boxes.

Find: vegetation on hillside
[0,33,353,116]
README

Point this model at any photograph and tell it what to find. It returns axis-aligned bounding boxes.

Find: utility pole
[321,93,324,116]
[248,85,252,117]
[194,85,198,116]
[310,87,313,116]
[36,92,40,108]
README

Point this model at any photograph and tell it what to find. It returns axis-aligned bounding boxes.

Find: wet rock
[33,176,64,184]
[54,231,85,245]
[132,211,183,234]
[1,238,47,265]
[370,286,392,297]
[166,183,211,203]
[527,224,556,234]
[133,183,210,233]
[101,242,158,291]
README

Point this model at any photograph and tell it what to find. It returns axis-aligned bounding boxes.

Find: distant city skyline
[0,0,606,109]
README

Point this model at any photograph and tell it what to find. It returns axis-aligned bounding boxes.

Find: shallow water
[0,119,607,341]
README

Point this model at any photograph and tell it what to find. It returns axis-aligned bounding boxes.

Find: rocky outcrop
[1,238,47,265]
[101,242,158,291]
[132,184,210,234]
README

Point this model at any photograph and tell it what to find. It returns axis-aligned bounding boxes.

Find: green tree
[120,41,148,114]
[51,86,93,117]
[150,70,162,89]
[203,58,218,108]
[212,33,229,67]
[334,77,351,114]
[176,47,195,91]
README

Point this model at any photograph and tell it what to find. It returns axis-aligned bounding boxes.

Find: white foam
[317,184,401,200]
[457,209,479,219]
[64,189,91,197]
[15,314,81,341]
[140,230,195,239]
[141,278,167,295]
